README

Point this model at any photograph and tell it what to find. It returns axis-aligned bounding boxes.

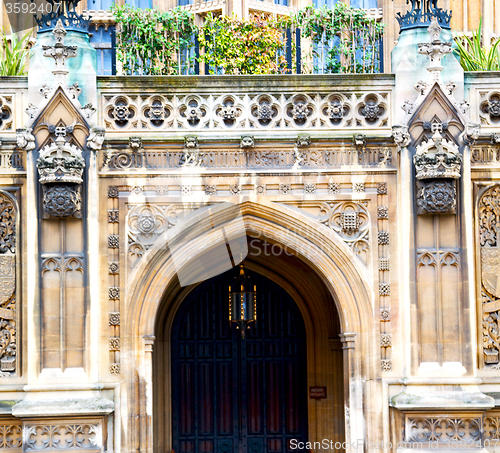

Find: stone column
[340,333,364,453]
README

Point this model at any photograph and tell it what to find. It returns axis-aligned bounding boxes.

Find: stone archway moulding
[123,200,375,453]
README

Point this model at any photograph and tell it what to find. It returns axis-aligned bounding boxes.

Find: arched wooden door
[171,269,308,453]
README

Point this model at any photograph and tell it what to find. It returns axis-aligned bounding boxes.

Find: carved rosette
[36,136,85,219]
[0,193,17,375]
[414,125,461,215]
[479,186,500,367]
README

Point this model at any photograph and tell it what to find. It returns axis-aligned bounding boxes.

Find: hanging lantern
[229,264,256,338]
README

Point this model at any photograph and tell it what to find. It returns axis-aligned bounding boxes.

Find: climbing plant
[112,4,385,75]
[293,3,385,74]
[198,13,290,75]
[112,4,197,75]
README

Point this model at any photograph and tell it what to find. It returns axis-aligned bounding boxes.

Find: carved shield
[482,248,500,298]
[0,256,15,306]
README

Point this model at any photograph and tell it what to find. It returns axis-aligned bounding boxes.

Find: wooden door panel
[172,271,308,453]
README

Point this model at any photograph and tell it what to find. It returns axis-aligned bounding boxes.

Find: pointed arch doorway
[170,268,309,453]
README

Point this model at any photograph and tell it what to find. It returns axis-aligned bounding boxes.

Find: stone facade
[3,4,500,453]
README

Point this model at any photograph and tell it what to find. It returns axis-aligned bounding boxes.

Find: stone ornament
[377,206,388,219]
[42,19,77,86]
[230,185,242,195]
[353,183,365,193]
[108,262,119,275]
[328,183,340,194]
[42,185,82,219]
[109,338,120,351]
[108,186,119,198]
[279,184,291,195]
[381,359,392,372]
[379,259,390,271]
[380,307,391,321]
[205,185,216,196]
[378,231,389,245]
[109,312,120,326]
[110,363,121,375]
[304,183,316,194]
[296,134,311,148]
[380,334,392,347]
[108,210,119,223]
[379,283,391,296]
[416,180,456,215]
[16,127,35,151]
[417,17,453,76]
[108,235,119,248]
[377,183,388,195]
[108,287,120,300]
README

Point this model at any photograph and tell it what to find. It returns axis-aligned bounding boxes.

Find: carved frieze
[479,186,500,367]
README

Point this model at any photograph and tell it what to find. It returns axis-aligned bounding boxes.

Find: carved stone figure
[392,125,411,149]
[240,136,254,149]
[16,128,35,151]
[87,126,106,151]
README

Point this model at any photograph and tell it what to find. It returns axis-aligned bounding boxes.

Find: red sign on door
[309,387,327,399]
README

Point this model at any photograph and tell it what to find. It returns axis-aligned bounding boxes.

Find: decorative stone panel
[25,421,104,451]
[0,192,17,376]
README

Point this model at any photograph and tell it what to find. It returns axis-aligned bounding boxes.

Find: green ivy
[198,14,290,75]
[294,3,385,74]
[112,4,197,75]
[112,4,385,76]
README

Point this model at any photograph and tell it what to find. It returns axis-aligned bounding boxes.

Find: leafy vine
[112,4,197,75]
[112,4,385,75]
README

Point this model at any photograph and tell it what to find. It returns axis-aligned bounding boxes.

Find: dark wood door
[172,270,308,453]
